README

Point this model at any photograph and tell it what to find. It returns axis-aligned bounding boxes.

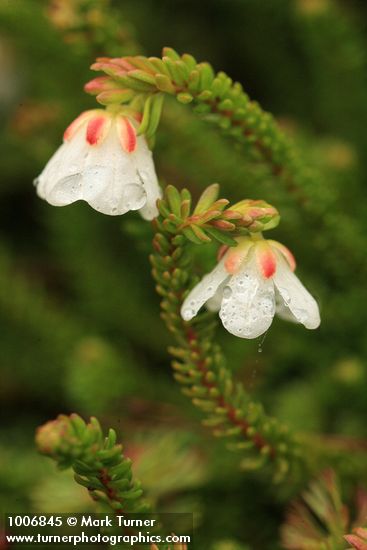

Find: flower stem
[150,224,304,482]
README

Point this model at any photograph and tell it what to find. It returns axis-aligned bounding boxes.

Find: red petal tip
[117,117,137,153]
[86,114,110,146]
[256,244,277,279]
[63,111,93,141]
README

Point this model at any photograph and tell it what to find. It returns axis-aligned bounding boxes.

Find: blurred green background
[1,0,367,548]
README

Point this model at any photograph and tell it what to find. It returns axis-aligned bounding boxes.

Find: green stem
[150,224,305,482]
[36,414,150,514]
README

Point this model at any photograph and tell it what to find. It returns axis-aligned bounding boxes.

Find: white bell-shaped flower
[181,236,320,339]
[35,109,161,219]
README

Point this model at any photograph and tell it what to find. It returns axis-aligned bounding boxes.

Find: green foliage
[2,0,367,548]
[88,44,367,285]
[87,47,312,207]
[156,183,279,245]
[36,414,150,513]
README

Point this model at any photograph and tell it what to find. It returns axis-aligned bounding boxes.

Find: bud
[84,76,121,95]
[35,415,77,458]
[230,199,280,232]
[96,89,136,106]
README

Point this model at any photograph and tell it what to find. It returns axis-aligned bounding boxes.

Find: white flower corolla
[35,109,161,219]
[181,236,320,339]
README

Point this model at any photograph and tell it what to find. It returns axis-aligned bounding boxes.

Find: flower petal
[85,113,111,145]
[36,123,145,214]
[117,116,137,153]
[206,280,227,312]
[35,130,89,205]
[273,253,320,329]
[133,136,162,220]
[224,238,254,274]
[181,259,229,321]
[268,240,296,271]
[83,127,147,215]
[254,241,277,278]
[63,110,95,142]
[219,253,275,339]
[35,116,160,218]
[275,290,299,323]
[45,173,84,205]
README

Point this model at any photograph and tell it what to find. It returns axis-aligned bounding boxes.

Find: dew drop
[223,286,232,298]
[121,183,146,210]
[258,330,268,353]
[48,174,83,204]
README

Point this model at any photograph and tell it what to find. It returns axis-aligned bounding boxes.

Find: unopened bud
[231,199,280,232]
[35,415,75,457]
[84,76,121,95]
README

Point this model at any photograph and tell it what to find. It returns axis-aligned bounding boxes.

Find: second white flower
[181,236,320,339]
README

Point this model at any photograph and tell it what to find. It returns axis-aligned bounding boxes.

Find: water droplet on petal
[82,165,112,200]
[121,183,146,211]
[48,174,83,205]
[223,286,232,298]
